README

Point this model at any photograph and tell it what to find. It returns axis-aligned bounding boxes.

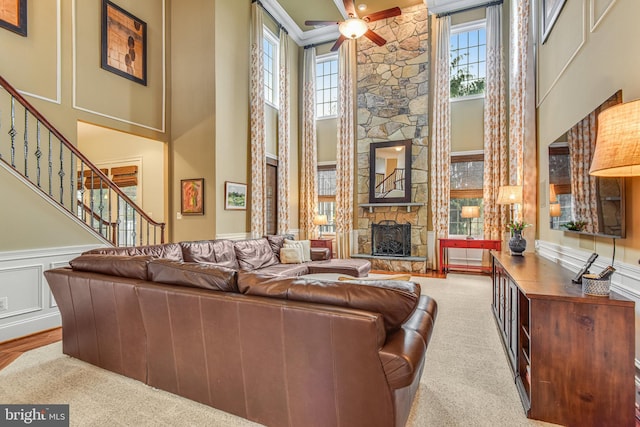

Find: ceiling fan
[305,0,402,51]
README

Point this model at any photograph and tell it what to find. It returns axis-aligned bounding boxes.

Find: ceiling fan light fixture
[338,18,368,39]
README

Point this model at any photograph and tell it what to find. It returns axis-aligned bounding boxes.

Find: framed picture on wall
[225,181,247,210]
[181,178,204,215]
[0,0,27,36]
[101,0,147,85]
[540,0,566,44]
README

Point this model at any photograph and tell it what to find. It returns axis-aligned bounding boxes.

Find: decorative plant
[507,220,530,233]
[562,220,587,231]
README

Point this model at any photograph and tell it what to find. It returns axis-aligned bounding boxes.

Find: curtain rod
[436,0,503,18]
[252,0,288,34]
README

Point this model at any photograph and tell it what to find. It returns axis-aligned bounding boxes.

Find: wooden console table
[491,251,635,426]
[438,238,501,273]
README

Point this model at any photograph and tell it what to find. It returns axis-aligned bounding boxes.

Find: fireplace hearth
[371,220,411,257]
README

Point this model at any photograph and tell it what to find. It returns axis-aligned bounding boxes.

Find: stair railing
[0,75,165,246]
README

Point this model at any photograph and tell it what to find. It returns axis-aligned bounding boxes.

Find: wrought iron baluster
[138,213,142,245]
[58,142,65,204]
[116,197,121,246]
[35,121,42,187]
[98,181,104,236]
[69,155,75,212]
[108,187,112,243]
[80,162,86,222]
[23,109,28,177]
[146,223,150,246]
[48,133,52,196]
[9,97,16,167]
[89,172,95,230]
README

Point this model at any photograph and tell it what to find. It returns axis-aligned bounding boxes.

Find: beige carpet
[0,274,554,426]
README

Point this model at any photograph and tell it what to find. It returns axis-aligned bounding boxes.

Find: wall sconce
[461,205,480,239]
[590,99,640,177]
[549,203,561,217]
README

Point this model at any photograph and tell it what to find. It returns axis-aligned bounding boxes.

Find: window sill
[316,115,337,121]
[450,94,485,103]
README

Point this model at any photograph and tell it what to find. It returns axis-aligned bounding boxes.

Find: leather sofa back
[70,254,153,280]
[148,259,238,292]
[238,273,420,333]
[85,243,183,261]
[179,239,239,270]
[233,238,279,271]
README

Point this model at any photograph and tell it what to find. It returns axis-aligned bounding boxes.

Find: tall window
[263,29,278,106]
[316,54,338,118]
[449,154,484,236]
[317,165,336,233]
[450,21,486,99]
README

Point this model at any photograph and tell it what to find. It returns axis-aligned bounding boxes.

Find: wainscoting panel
[590,0,618,32]
[0,244,102,342]
[0,265,42,320]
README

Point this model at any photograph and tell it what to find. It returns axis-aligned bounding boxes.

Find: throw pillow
[280,247,304,264]
[284,239,311,262]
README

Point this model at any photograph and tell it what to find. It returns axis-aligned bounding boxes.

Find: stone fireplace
[372,221,411,257]
[354,4,429,273]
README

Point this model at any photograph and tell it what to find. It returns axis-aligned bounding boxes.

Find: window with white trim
[316,54,338,118]
[263,28,278,107]
[317,165,336,233]
[450,20,486,99]
[449,154,484,236]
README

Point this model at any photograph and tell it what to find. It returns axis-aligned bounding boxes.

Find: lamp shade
[549,203,561,217]
[590,99,640,177]
[460,206,480,219]
[338,18,368,39]
[496,185,523,205]
[313,214,328,226]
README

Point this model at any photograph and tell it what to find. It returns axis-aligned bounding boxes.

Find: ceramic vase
[509,230,526,256]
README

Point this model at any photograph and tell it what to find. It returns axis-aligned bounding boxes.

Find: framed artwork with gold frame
[181,178,204,215]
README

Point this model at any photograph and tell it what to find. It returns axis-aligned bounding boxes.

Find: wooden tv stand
[491,251,635,426]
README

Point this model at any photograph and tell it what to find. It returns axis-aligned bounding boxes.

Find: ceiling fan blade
[330,35,347,52]
[364,29,386,47]
[304,20,339,26]
[363,7,401,23]
[343,0,356,18]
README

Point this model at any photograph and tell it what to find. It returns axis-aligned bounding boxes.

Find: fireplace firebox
[371,220,411,257]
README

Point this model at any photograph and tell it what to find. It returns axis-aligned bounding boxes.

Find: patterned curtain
[277,29,290,234]
[430,15,451,249]
[568,112,599,233]
[335,40,356,259]
[482,5,508,240]
[300,47,318,240]
[508,0,529,192]
[249,3,266,237]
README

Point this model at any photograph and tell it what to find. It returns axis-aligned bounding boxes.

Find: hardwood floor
[0,327,61,371]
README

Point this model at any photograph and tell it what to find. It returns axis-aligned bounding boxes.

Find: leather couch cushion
[70,254,153,280]
[179,239,239,269]
[307,258,371,277]
[148,259,238,292]
[234,238,279,271]
[84,243,183,261]
[264,234,294,260]
[251,263,309,277]
[237,274,420,333]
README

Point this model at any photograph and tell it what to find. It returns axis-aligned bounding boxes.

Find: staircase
[0,75,165,246]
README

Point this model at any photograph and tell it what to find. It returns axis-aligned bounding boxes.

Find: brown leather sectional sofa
[43,237,437,427]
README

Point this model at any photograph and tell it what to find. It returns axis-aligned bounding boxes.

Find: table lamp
[497,185,523,222]
[460,206,480,239]
[313,214,328,239]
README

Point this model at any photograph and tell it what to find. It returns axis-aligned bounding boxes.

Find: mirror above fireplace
[369,139,412,204]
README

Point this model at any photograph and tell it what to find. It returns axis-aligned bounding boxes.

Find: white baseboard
[0,244,100,342]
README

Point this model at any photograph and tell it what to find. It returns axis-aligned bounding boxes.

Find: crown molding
[262,0,342,46]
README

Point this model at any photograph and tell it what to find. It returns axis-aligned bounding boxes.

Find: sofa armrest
[310,247,330,261]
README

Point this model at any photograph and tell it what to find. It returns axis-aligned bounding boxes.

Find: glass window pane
[469,30,478,47]
[479,29,486,44]
[331,74,338,87]
[317,76,324,90]
[316,63,323,75]
[459,33,468,48]
[330,88,337,101]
